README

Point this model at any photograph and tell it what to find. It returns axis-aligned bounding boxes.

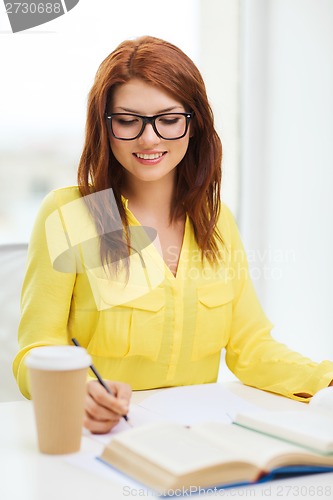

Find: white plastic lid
[25,346,91,371]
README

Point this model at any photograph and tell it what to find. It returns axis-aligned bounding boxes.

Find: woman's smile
[133,150,167,165]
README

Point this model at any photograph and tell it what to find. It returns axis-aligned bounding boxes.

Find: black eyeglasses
[105,112,193,141]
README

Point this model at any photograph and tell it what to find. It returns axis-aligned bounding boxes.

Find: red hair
[77,36,223,268]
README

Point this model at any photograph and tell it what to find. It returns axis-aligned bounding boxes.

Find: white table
[1,382,332,500]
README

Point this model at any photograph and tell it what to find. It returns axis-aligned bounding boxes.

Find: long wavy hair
[77,36,223,271]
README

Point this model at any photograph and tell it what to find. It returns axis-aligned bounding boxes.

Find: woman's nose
[137,123,161,146]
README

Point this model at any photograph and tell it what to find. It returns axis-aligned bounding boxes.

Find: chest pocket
[192,281,234,361]
[87,287,165,361]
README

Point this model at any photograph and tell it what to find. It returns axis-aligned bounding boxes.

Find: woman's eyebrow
[114,106,184,114]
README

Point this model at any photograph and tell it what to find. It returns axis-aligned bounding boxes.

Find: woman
[13,36,333,433]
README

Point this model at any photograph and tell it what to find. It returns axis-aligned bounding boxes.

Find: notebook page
[138,383,259,425]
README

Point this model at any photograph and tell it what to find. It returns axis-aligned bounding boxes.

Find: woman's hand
[84,380,132,434]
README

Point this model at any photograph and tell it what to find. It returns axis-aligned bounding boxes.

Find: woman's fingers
[84,401,121,434]
[106,380,132,412]
[83,380,132,434]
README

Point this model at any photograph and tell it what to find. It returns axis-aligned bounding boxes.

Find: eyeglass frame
[104,112,193,141]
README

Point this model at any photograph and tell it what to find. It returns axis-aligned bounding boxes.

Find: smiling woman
[107,79,192,186]
[13,36,333,435]
[77,37,222,275]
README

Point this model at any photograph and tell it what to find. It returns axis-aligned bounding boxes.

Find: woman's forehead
[110,79,184,115]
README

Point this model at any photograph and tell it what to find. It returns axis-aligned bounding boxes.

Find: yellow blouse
[13,187,333,400]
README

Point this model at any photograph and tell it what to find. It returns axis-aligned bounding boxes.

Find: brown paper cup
[25,346,91,454]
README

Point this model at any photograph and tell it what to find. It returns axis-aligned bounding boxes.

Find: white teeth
[135,153,164,160]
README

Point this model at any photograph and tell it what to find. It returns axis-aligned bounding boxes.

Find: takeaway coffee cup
[25,345,91,454]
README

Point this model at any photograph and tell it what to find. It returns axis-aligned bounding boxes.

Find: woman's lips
[134,152,164,160]
[133,151,167,164]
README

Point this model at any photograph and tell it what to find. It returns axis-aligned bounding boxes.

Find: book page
[234,410,333,454]
[191,422,333,470]
[107,422,251,475]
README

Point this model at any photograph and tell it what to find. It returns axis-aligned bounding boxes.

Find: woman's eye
[159,117,180,125]
[116,119,138,126]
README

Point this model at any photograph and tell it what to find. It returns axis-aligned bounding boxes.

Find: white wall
[240,0,333,361]
[199,0,241,215]
[0,0,201,242]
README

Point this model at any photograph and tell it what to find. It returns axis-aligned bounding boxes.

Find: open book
[99,421,333,493]
[234,387,333,454]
